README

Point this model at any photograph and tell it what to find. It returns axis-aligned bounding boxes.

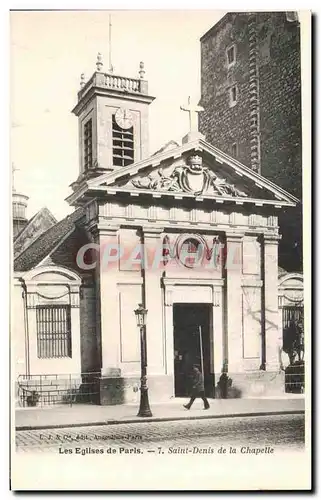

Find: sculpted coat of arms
[131,155,247,197]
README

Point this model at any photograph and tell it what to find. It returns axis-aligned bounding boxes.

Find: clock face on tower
[115,107,133,130]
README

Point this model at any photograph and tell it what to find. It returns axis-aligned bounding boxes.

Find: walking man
[183,365,210,410]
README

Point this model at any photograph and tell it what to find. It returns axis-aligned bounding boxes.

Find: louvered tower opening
[112,115,134,167]
[84,118,93,170]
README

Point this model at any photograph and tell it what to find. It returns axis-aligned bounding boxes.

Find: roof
[14,207,57,257]
[152,140,180,156]
[14,208,85,272]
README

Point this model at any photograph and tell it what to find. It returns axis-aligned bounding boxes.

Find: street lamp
[134,303,152,417]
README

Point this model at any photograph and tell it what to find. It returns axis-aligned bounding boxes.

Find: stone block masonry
[199,12,302,271]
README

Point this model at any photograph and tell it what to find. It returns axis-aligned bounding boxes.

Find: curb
[16,409,304,431]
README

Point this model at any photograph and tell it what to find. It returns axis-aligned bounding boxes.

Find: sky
[10,10,225,220]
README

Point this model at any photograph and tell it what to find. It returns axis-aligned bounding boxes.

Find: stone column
[263,235,281,371]
[225,233,244,373]
[142,226,165,374]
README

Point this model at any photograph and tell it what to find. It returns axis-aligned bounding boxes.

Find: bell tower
[11,164,29,239]
[72,53,155,183]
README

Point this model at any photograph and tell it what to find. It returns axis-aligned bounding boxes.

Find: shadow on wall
[215,305,281,399]
[246,306,279,335]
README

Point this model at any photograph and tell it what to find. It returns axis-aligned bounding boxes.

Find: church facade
[13,57,303,405]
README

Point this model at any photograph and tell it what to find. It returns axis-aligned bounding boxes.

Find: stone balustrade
[79,71,148,99]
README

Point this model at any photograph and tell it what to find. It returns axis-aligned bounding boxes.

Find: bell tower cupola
[11,164,29,239]
[72,53,155,181]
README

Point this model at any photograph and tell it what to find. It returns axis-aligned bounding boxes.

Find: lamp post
[134,303,152,417]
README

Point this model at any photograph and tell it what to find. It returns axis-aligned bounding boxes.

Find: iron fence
[282,306,304,329]
[285,363,305,394]
[17,372,101,407]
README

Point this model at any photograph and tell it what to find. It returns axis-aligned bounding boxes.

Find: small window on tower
[229,85,238,107]
[84,119,93,171]
[112,113,134,167]
[231,143,238,158]
[227,45,236,66]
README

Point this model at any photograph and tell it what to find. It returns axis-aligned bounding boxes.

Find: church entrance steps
[15,397,304,431]
[16,372,101,408]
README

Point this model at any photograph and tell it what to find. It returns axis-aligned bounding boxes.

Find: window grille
[84,119,93,170]
[112,115,134,167]
[36,305,72,359]
[282,306,303,329]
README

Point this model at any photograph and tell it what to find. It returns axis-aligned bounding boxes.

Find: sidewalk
[15,397,305,431]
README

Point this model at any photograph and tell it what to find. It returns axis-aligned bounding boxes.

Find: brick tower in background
[199,12,302,271]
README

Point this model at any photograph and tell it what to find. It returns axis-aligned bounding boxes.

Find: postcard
[10,9,311,491]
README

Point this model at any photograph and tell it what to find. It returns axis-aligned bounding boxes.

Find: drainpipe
[20,279,30,377]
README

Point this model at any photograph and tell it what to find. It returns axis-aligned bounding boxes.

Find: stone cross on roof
[180,96,204,133]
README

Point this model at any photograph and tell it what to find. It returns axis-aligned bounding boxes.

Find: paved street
[16,413,304,453]
[15,398,304,429]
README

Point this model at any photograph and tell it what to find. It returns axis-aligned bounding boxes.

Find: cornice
[90,185,294,208]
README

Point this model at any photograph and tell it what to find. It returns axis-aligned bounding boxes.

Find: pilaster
[225,232,244,373]
[212,284,224,374]
[263,234,281,371]
[95,223,121,376]
[142,226,165,374]
[164,286,174,379]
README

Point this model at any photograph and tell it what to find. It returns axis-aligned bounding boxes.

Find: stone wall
[199,12,302,270]
[200,12,301,193]
[257,13,302,199]
[200,13,252,166]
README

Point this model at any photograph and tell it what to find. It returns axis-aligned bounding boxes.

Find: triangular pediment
[123,155,249,198]
[75,139,299,208]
